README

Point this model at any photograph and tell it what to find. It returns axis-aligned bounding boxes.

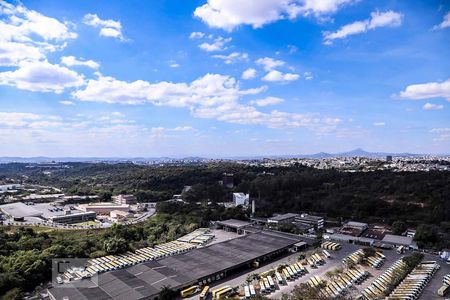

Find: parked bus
[323,250,331,258]
[275,271,283,284]
[267,276,275,290]
[215,287,232,300]
[283,268,291,281]
[244,285,250,299]
[212,286,231,300]
[181,285,200,298]
[249,284,256,297]
[199,285,209,300]
[438,284,449,297]
[259,280,266,294]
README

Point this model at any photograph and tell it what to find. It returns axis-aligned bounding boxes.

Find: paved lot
[419,256,450,300]
[183,241,446,300]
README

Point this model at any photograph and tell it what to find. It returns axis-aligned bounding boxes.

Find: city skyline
[0,0,449,157]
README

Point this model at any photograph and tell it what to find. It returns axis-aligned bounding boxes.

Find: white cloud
[61,56,99,69]
[0,60,84,93]
[430,128,450,142]
[373,122,385,126]
[83,13,125,41]
[194,0,357,31]
[0,112,42,127]
[323,10,403,44]
[168,60,180,68]
[172,126,194,131]
[59,100,75,105]
[212,52,248,64]
[256,57,285,71]
[242,68,257,80]
[303,71,313,80]
[251,96,284,106]
[262,70,300,82]
[398,79,450,101]
[199,36,232,52]
[189,31,205,39]
[0,1,76,66]
[73,73,340,131]
[433,11,450,30]
[423,103,444,110]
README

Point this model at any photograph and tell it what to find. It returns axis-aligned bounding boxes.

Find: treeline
[1,162,449,232]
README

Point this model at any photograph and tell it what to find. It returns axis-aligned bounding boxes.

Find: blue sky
[0,0,449,157]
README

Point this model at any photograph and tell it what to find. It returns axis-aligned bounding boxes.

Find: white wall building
[233,193,249,206]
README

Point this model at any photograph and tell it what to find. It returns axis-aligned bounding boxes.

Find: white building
[233,193,249,206]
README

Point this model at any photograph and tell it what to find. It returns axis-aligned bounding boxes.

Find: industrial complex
[48,229,308,300]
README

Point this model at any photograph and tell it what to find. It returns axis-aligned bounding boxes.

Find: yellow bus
[180,285,200,298]
[212,286,230,299]
[214,287,232,299]
[199,285,210,300]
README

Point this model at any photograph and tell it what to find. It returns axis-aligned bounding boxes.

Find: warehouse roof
[268,213,299,222]
[382,234,414,246]
[0,202,43,218]
[215,218,251,229]
[49,230,303,300]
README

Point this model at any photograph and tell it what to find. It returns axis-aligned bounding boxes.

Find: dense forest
[1,162,449,227]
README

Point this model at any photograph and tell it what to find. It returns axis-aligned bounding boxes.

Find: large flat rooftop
[0,202,43,218]
[49,230,304,300]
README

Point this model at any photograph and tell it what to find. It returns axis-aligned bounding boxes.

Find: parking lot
[418,255,450,300]
[183,240,446,299]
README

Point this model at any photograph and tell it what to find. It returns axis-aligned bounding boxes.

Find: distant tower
[251,198,256,217]
[386,155,393,162]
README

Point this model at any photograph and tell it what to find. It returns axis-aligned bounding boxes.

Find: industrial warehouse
[48,230,307,300]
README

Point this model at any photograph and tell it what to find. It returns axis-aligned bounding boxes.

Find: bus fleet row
[322,266,369,298]
[386,261,440,300]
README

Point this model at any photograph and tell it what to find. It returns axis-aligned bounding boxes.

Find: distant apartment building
[221,173,234,188]
[48,210,96,224]
[232,193,249,206]
[77,203,130,214]
[267,213,299,225]
[112,194,137,205]
[294,213,324,229]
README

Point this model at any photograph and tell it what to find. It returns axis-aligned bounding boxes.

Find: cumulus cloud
[262,70,300,82]
[256,57,285,71]
[73,73,340,131]
[423,103,444,110]
[189,31,205,39]
[61,56,99,69]
[433,12,450,30]
[59,100,75,105]
[194,0,357,31]
[0,61,84,93]
[430,128,450,142]
[251,96,284,106]
[0,1,76,66]
[83,13,126,41]
[323,10,403,44]
[397,79,450,101]
[242,68,257,80]
[212,52,248,64]
[199,36,232,52]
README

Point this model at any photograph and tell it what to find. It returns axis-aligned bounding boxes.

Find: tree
[158,286,177,300]
[392,220,407,235]
[103,237,128,255]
